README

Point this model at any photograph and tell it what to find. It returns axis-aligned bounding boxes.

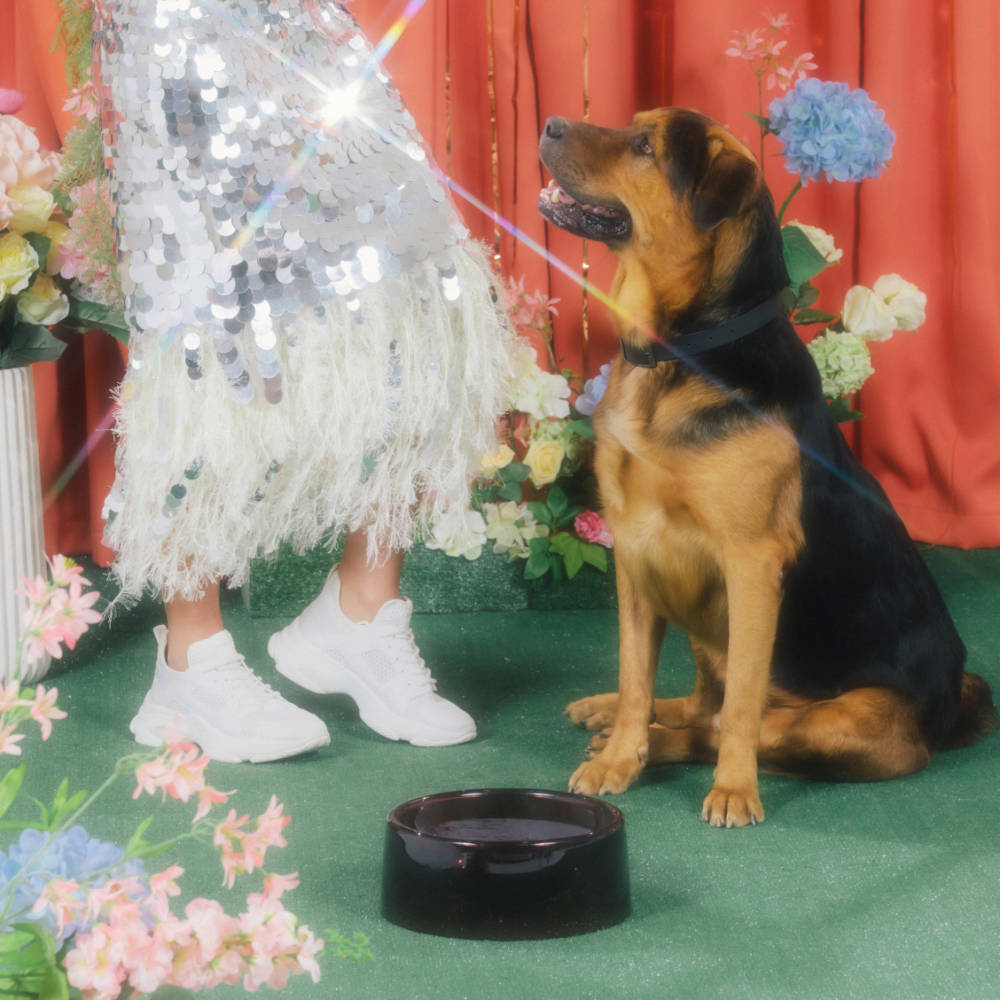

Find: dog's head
[538,108,783,323]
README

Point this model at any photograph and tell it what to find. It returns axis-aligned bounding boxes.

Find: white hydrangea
[425,505,487,560]
[787,219,843,263]
[807,329,875,399]
[873,273,926,331]
[482,501,549,559]
[507,342,571,420]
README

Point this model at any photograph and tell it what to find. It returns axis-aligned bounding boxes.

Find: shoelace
[371,627,437,696]
[206,655,287,706]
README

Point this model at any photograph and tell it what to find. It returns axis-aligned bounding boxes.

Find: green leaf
[829,397,866,423]
[22,234,52,272]
[496,481,523,502]
[580,542,609,573]
[48,787,87,831]
[546,486,569,523]
[565,418,596,441]
[526,501,552,527]
[0,323,67,368]
[37,966,69,1000]
[500,462,531,484]
[563,541,585,579]
[745,112,772,132]
[61,298,130,344]
[0,766,25,821]
[124,816,155,860]
[793,308,839,326]
[523,537,552,580]
[794,283,820,309]
[781,225,828,290]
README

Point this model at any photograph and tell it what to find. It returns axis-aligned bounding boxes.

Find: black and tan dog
[537,108,996,827]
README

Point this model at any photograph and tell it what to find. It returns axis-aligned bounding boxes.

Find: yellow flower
[41,220,71,276]
[6,184,56,235]
[0,231,40,302]
[480,444,515,478]
[524,438,565,488]
[16,272,70,326]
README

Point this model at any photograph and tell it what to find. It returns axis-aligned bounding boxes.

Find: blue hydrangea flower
[575,363,611,416]
[768,78,894,184]
[0,826,145,944]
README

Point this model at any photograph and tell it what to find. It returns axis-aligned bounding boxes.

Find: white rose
[841,285,896,342]
[425,506,487,560]
[16,272,70,325]
[507,343,571,420]
[0,231,40,298]
[787,219,843,263]
[873,273,926,331]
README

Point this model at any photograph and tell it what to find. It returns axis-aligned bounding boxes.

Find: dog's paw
[569,747,646,796]
[701,785,765,828]
[565,694,619,731]
[584,729,612,758]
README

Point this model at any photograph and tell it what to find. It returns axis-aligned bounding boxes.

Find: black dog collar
[620,297,784,368]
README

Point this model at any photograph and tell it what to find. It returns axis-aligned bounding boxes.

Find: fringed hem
[103,244,515,603]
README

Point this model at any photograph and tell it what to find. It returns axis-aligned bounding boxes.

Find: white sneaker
[130,626,331,763]
[267,570,476,747]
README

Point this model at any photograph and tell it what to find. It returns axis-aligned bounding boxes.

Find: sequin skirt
[95,0,514,601]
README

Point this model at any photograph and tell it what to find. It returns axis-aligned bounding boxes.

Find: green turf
[17,547,1000,999]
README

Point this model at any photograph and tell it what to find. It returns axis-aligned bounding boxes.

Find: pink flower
[32,878,84,936]
[768,51,818,91]
[64,926,127,1000]
[185,897,240,963]
[505,275,560,333]
[148,864,184,918]
[0,679,26,713]
[46,554,89,589]
[28,684,67,740]
[193,783,231,823]
[255,795,291,846]
[62,81,99,122]
[574,510,613,548]
[51,581,103,650]
[294,924,324,983]
[0,89,26,115]
[0,723,25,756]
[763,9,791,30]
[726,27,766,60]
[133,742,212,805]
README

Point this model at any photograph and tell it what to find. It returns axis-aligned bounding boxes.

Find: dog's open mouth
[537,179,631,243]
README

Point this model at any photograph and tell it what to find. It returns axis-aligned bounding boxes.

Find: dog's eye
[633,134,654,156]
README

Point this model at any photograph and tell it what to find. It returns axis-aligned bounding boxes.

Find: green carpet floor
[18,547,1000,1000]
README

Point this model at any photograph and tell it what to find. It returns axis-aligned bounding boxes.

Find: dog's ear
[690,150,759,231]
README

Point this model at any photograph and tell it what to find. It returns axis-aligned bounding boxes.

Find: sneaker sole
[130,698,330,764]
[268,624,476,748]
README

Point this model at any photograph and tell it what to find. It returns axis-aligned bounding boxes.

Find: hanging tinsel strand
[486,0,502,269]
[581,0,591,370]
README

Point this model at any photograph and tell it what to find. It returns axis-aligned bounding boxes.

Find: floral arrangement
[727,11,926,421]
[0,558,365,999]
[426,279,613,582]
[0,87,125,370]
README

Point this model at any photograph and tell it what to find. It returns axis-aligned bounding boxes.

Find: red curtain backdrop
[4,0,998,555]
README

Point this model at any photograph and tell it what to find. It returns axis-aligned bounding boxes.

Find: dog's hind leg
[755,687,932,781]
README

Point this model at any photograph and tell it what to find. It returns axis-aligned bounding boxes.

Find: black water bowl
[381,788,629,940]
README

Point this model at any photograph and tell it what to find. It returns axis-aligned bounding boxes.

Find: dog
[537,107,997,827]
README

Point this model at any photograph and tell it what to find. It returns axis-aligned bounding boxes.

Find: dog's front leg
[702,549,783,827]
[570,566,664,795]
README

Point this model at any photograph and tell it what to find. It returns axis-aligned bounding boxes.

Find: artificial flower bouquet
[426,278,614,583]
[727,11,927,421]
[0,558,364,1000]
[0,87,125,370]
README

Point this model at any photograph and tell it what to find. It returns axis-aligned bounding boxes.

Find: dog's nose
[544,116,568,140]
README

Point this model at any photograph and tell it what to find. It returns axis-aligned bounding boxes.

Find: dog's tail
[942,672,999,750]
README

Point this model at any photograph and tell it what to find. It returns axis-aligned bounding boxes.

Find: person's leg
[337,531,403,623]
[163,583,225,670]
[268,530,476,746]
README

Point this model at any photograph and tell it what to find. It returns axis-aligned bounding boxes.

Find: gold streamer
[486,0,502,269]
[581,0,591,371]
[511,0,521,270]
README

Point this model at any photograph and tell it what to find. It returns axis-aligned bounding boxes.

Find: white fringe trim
[103,244,515,603]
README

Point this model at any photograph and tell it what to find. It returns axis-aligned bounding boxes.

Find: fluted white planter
[0,366,50,683]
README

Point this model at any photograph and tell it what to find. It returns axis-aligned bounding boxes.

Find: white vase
[0,366,50,683]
